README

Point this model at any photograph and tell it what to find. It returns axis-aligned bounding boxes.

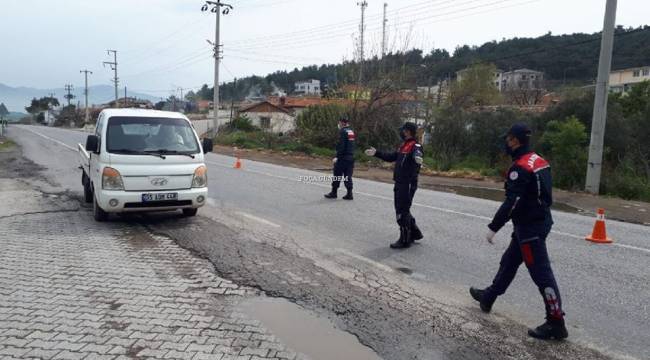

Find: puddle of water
[239,297,383,360]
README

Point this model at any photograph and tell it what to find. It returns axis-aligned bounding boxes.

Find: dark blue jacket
[375,139,424,183]
[336,126,356,161]
[488,146,553,232]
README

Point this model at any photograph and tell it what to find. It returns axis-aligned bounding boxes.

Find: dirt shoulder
[215,145,650,226]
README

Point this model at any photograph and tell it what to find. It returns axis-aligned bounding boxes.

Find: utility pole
[202,1,233,136]
[585,0,617,194]
[177,87,186,112]
[357,0,368,84]
[124,87,128,107]
[381,3,387,58]
[229,78,237,124]
[64,84,75,107]
[80,70,92,124]
[103,50,119,107]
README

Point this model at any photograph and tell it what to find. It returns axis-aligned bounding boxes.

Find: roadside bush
[295,104,346,148]
[225,115,257,132]
[539,116,588,190]
[602,168,650,201]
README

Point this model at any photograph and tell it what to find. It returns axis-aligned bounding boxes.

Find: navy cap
[505,123,532,144]
[400,122,418,134]
[338,116,350,123]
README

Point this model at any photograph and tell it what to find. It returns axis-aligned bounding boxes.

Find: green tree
[295,104,346,148]
[25,96,59,115]
[448,63,502,109]
[540,116,588,190]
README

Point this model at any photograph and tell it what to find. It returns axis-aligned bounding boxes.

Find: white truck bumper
[96,187,208,213]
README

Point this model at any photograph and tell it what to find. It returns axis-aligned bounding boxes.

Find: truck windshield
[106,117,200,154]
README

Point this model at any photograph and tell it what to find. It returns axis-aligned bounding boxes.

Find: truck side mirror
[202,138,213,153]
[86,135,99,153]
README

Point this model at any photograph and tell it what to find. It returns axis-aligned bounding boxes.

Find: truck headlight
[102,167,124,190]
[192,166,207,188]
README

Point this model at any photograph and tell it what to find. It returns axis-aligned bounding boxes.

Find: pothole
[239,297,383,360]
[395,267,413,275]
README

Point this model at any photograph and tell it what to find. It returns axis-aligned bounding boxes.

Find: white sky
[1,0,647,96]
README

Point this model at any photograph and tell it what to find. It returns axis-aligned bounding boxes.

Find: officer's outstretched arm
[488,167,529,233]
[374,150,398,162]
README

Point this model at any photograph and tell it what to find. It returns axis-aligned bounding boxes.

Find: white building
[238,101,295,134]
[609,66,650,93]
[294,79,321,96]
[500,69,544,91]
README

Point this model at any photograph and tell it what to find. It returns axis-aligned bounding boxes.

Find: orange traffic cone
[233,157,242,169]
[586,208,613,244]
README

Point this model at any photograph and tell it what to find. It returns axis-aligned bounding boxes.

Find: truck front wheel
[182,208,198,217]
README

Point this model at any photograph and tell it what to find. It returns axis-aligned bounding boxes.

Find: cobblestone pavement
[0,182,306,360]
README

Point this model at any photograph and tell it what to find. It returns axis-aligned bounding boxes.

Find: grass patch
[0,139,15,151]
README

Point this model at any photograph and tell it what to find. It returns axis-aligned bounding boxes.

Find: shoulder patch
[400,140,416,153]
[516,152,550,173]
[346,130,356,140]
[509,171,519,181]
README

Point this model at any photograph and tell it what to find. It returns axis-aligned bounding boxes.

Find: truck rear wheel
[93,194,109,222]
[83,175,93,203]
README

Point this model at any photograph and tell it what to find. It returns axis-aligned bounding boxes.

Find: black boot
[411,220,423,241]
[342,189,353,200]
[469,287,495,313]
[324,189,337,199]
[528,318,568,340]
[390,227,411,249]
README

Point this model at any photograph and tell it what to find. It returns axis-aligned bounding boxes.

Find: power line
[227,0,527,52]
[227,0,483,49]
[121,0,516,80]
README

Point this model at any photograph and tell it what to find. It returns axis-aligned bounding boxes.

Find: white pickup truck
[79,108,213,221]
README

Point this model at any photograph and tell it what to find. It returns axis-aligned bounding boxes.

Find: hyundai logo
[150,177,168,186]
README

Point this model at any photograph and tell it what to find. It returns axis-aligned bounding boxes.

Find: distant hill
[0,83,159,113]
[215,25,650,101]
[6,112,27,122]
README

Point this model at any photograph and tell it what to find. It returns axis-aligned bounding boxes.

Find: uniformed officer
[365,122,424,249]
[470,123,568,340]
[324,116,356,200]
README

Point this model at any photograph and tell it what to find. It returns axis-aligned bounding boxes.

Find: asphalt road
[9,125,650,359]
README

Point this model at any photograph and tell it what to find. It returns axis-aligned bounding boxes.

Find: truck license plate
[142,193,178,202]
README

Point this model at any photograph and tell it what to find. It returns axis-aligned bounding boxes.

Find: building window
[643,69,650,76]
[521,74,527,80]
[633,70,640,77]
[260,117,271,129]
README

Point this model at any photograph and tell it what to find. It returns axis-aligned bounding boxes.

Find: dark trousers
[394,181,417,227]
[484,223,564,319]
[332,159,354,191]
